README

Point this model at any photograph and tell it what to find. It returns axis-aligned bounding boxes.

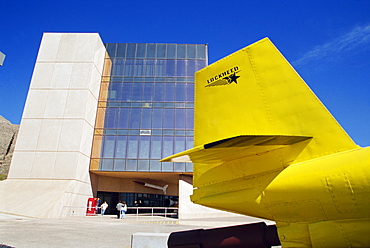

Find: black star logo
[223,72,240,84]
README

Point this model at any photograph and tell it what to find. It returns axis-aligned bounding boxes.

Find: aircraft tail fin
[193,38,357,163]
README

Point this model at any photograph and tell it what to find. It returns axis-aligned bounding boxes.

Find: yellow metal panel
[309,219,370,247]
[194,38,357,163]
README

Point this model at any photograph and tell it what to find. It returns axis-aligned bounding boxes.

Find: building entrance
[97,191,178,215]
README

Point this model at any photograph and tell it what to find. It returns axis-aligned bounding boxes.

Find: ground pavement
[0,213,273,248]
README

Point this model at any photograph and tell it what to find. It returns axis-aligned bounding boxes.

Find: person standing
[116,201,124,219]
[121,201,128,219]
[101,201,108,216]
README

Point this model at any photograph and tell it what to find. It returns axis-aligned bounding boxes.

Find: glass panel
[175,102,186,108]
[164,83,174,102]
[145,60,155,77]
[174,162,185,172]
[166,60,175,76]
[114,159,125,171]
[102,136,115,158]
[150,160,161,172]
[152,109,163,129]
[147,44,156,58]
[117,129,129,135]
[174,136,185,154]
[153,83,164,101]
[139,136,150,159]
[186,109,194,129]
[100,159,114,171]
[124,59,134,76]
[143,83,153,102]
[177,45,186,59]
[150,136,162,159]
[134,60,144,77]
[113,59,124,76]
[132,83,143,102]
[175,109,185,129]
[163,109,174,129]
[131,102,141,107]
[115,136,127,158]
[164,102,175,108]
[126,159,138,171]
[138,160,149,171]
[175,83,186,102]
[116,44,126,58]
[186,83,194,102]
[105,108,118,128]
[118,108,129,129]
[161,162,173,172]
[129,129,140,135]
[187,60,196,76]
[141,108,152,129]
[153,102,164,108]
[127,136,138,158]
[109,83,122,101]
[136,44,146,58]
[166,44,176,59]
[105,130,116,135]
[123,77,133,82]
[133,77,144,82]
[152,129,162,135]
[126,44,136,58]
[121,82,133,101]
[162,136,174,158]
[175,130,185,136]
[186,102,194,108]
[176,60,186,76]
[130,108,141,128]
[142,102,152,108]
[108,102,119,107]
[163,130,174,136]
[196,60,207,71]
[186,163,193,172]
[186,136,194,149]
[106,43,116,58]
[187,45,196,59]
[155,60,165,77]
[197,45,206,59]
[186,130,194,136]
[156,44,166,58]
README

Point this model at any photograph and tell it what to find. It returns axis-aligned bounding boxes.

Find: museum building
[0,33,229,218]
[92,41,207,214]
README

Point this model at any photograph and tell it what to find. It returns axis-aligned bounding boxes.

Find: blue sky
[1,0,369,146]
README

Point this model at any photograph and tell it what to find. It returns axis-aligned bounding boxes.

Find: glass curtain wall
[91,43,207,172]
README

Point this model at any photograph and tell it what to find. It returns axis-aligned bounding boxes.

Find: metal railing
[127,207,178,218]
[61,206,178,218]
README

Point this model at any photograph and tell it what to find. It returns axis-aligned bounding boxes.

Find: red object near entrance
[86,198,99,216]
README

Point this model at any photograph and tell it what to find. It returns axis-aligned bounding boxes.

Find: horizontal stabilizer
[161,135,312,164]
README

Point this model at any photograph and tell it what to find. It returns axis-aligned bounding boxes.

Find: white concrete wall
[131,233,170,248]
[0,33,106,218]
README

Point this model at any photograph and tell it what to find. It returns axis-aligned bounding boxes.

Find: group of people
[99,201,128,219]
[116,201,128,219]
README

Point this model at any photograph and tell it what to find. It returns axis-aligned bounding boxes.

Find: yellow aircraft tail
[162,38,368,247]
[193,37,357,161]
[162,37,358,186]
